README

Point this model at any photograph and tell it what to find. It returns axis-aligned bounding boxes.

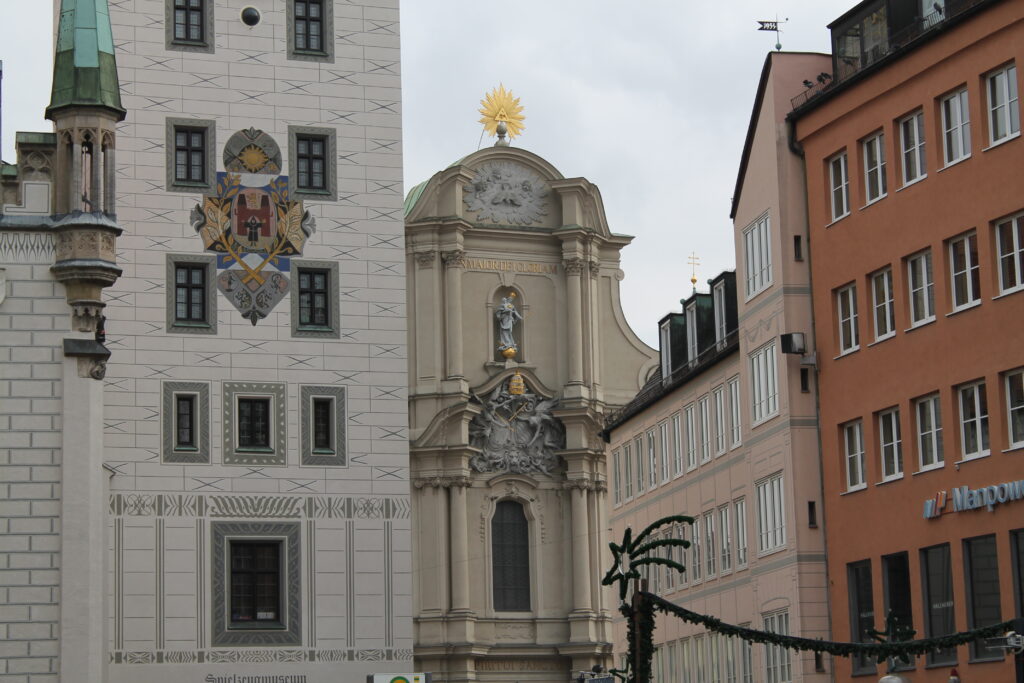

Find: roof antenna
[757,16,789,51]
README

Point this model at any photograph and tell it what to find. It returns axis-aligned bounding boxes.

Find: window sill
[757,546,786,559]
[867,333,895,348]
[841,484,867,495]
[171,321,212,329]
[170,39,211,49]
[955,452,991,466]
[228,621,287,631]
[1002,444,1024,454]
[825,212,850,228]
[834,346,860,360]
[876,474,904,486]
[236,447,275,455]
[860,194,887,210]
[947,301,981,317]
[750,411,780,430]
[173,446,199,453]
[897,175,927,191]
[743,283,773,304]
[904,317,936,333]
[312,448,336,456]
[294,188,333,196]
[938,154,971,171]
[913,463,945,475]
[993,286,1024,301]
[983,131,1021,152]
[292,49,330,58]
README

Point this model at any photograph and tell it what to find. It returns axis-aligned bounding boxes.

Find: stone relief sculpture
[469,373,565,475]
[463,160,549,226]
[495,293,522,357]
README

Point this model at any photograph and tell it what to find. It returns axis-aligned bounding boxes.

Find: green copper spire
[46,0,125,120]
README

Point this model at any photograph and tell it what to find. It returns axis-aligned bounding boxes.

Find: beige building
[605,51,832,683]
[404,142,657,682]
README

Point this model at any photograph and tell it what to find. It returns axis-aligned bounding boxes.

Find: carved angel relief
[463,161,549,226]
[468,375,565,475]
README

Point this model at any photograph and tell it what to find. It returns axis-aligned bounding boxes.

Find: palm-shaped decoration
[602,514,693,603]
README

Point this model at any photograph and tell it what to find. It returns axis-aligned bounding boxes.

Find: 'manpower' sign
[923,478,1024,519]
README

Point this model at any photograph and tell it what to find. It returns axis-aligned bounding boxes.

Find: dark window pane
[1013,530,1024,618]
[965,535,1002,660]
[238,398,271,449]
[230,541,280,623]
[922,544,956,665]
[174,264,206,323]
[883,552,913,671]
[313,397,332,451]
[492,500,530,610]
[848,560,875,674]
[297,268,330,328]
[176,395,195,448]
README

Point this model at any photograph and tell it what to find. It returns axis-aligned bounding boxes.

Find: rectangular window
[942,88,971,164]
[671,413,683,476]
[996,212,1024,293]
[174,127,206,183]
[312,397,333,452]
[740,632,753,683]
[229,541,282,625]
[297,268,330,328]
[660,320,672,380]
[664,529,676,591]
[296,135,327,191]
[728,376,741,447]
[294,0,324,52]
[175,394,196,449]
[713,387,726,455]
[907,250,935,326]
[175,264,206,323]
[173,0,204,42]
[691,519,702,582]
[678,523,689,587]
[837,283,859,353]
[848,560,876,675]
[719,505,732,573]
[647,430,658,489]
[749,342,778,424]
[916,393,944,470]
[879,408,903,481]
[988,63,1020,144]
[949,232,981,309]
[744,215,772,297]
[659,421,671,484]
[871,268,895,340]
[756,473,785,554]
[1012,530,1024,618]
[964,535,1002,660]
[844,420,866,491]
[685,404,698,470]
[829,152,850,220]
[714,280,728,344]
[709,634,721,683]
[695,635,706,683]
[863,132,887,202]
[734,498,748,567]
[725,635,736,683]
[1007,370,1024,447]
[613,450,622,505]
[882,553,914,660]
[900,111,926,184]
[683,639,694,683]
[238,397,271,450]
[635,437,645,494]
[699,396,711,462]
[623,443,633,499]
[959,381,990,460]
[705,512,717,577]
[922,543,956,666]
[686,302,698,362]
[763,611,791,683]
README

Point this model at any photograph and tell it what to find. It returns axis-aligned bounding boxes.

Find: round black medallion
[241,7,261,26]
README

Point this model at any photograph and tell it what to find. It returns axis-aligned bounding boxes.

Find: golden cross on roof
[687,252,701,287]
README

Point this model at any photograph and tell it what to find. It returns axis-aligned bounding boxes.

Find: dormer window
[659,320,672,381]
[686,302,698,364]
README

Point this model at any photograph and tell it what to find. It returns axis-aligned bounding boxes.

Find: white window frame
[1007,370,1024,448]
[941,88,971,165]
[837,283,859,353]
[915,393,944,471]
[863,132,887,203]
[949,232,981,310]
[734,498,748,568]
[713,386,726,456]
[871,268,895,341]
[659,420,671,484]
[647,429,658,489]
[749,341,778,425]
[763,611,791,683]
[829,152,850,221]
[623,443,633,500]
[678,523,689,587]
[613,449,622,505]
[755,473,785,555]
[743,214,772,298]
[704,512,717,578]
[879,408,903,481]
[900,110,926,185]
[634,436,645,494]
[686,302,699,363]
[958,381,990,460]
[671,413,683,477]
[685,404,697,471]
[728,376,742,448]
[719,505,732,574]
[987,63,1020,144]
[844,420,866,491]
[691,519,702,583]
[995,212,1024,294]
[660,319,672,380]
[907,250,935,326]
[714,280,728,345]
[740,631,753,683]
[699,395,711,463]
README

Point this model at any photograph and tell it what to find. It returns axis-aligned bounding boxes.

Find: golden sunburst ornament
[478,84,525,141]
[237,144,271,173]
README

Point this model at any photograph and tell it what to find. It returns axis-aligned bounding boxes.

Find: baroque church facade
[405,143,657,682]
[1,1,409,681]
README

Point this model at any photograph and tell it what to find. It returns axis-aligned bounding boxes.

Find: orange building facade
[793,0,1024,680]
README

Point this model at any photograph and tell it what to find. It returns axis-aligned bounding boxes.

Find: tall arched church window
[492,500,530,611]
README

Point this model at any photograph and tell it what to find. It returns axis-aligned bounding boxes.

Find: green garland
[602,515,1015,683]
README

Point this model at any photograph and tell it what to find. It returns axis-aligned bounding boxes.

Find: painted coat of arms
[189,128,316,324]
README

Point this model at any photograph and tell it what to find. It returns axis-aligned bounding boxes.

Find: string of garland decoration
[601,514,1015,683]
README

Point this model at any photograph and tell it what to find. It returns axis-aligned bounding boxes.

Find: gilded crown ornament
[479,84,525,145]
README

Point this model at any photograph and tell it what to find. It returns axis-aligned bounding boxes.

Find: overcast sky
[1,1,853,346]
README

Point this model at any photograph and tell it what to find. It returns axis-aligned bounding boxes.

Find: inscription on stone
[476,660,563,672]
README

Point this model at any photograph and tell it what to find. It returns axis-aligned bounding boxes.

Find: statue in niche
[469,372,565,475]
[495,293,523,358]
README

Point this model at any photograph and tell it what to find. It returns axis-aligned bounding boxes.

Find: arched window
[492,500,530,611]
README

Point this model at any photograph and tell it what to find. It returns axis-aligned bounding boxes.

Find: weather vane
[687,252,700,289]
[757,16,789,51]
[478,84,525,147]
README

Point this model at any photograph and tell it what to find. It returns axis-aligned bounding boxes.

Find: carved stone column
[564,258,585,385]
[103,141,115,215]
[89,133,102,212]
[70,137,82,212]
[568,479,593,613]
[442,250,465,379]
[588,261,602,392]
[448,476,472,612]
